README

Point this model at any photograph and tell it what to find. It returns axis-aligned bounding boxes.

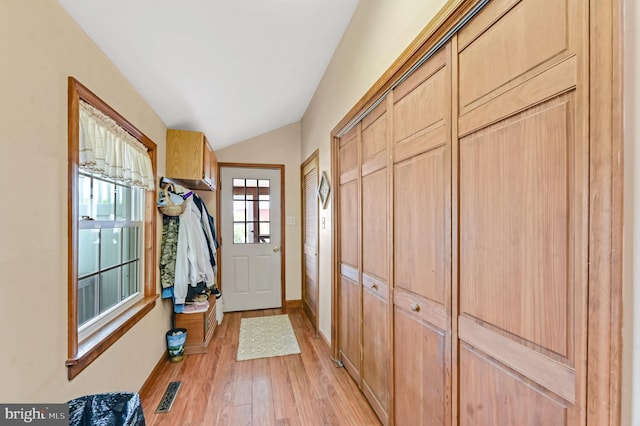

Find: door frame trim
[301,150,320,332]
[217,162,286,309]
[587,1,623,424]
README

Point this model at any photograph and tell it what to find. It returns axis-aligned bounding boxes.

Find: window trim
[66,77,158,380]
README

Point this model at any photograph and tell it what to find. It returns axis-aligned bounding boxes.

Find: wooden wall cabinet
[174,297,217,355]
[166,128,217,191]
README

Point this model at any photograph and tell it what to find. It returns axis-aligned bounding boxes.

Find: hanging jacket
[192,194,219,263]
[159,216,180,289]
[173,198,214,305]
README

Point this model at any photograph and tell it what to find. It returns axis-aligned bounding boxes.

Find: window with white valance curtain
[67,77,158,380]
[79,100,154,190]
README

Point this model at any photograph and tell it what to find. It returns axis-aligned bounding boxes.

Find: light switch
[286,216,296,225]
[321,217,326,229]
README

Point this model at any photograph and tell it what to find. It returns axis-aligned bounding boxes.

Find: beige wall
[216,122,302,302]
[300,0,447,342]
[622,0,638,424]
[0,0,172,402]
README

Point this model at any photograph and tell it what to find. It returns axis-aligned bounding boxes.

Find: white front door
[221,166,282,312]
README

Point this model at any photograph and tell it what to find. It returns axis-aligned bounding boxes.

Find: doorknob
[273,246,281,253]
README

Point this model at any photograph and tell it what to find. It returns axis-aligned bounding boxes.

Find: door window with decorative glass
[232,178,271,244]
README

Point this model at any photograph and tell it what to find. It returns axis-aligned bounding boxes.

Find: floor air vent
[156,381,182,413]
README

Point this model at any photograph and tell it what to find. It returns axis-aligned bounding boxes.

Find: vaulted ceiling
[57,0,360,149]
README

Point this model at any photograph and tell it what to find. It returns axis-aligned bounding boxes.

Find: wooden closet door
[392,44,452,426]
[456,0,587,424]
[361,101,390,423]
[302,157,319,329]
[337,126,361,382]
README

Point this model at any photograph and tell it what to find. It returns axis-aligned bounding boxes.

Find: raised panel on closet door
[394,290,446,426]
[460,97,575,355]
[457,0,577,115]
[338,222,360,381]
[362,101,388,177]
[394,149,446,301]
[339,179,359,269]
[362,275,390,422]
[393,47,448,164]
[362,102,389,282]
[339,128,359,186]
[459,344,567,426]
[361,100,390,423]
[392,41,452,426]
[393,42,451,303]
[339,271,361,382]
[456,0,587,421]
[338,128,360,269]
[458,93,585,425]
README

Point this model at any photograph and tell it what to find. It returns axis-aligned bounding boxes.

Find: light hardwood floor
[140,307,380,425]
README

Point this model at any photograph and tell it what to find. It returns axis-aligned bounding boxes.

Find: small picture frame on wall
[318,171,331,209]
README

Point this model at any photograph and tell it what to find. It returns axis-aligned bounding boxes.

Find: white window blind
[79,100,154,190]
